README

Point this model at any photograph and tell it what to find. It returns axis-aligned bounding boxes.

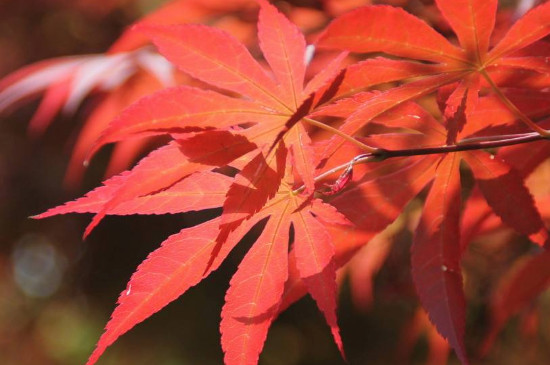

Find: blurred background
[1,0,550,364]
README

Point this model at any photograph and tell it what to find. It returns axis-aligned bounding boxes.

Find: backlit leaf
[435,0,497,59]
[221,204,291,365]
[463,151,549,246]
[411,153,468,365]
[292,199,345,356]
[317,5,466,63]
[257,0,306,108]
[141,24,284,110]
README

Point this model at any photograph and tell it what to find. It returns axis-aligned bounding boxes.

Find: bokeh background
[1,1,550,364]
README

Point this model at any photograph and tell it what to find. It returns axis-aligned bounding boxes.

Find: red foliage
[2,0,550,364]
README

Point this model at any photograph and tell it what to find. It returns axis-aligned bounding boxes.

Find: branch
[294,131,548,195]
[378,132,546,158]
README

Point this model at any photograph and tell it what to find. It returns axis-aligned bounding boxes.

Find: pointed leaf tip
[86,215,258,365]
[221,210,291,365]
[257,0,306,108]
[412,154,469,364]
[293,206,345,358]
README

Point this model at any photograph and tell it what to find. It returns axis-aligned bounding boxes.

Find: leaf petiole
[303,117,379,153]
[296,131,548,196]
[480,69,550,137]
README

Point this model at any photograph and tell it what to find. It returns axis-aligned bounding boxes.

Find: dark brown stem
[293,131,548,194]
[378,131,545,158]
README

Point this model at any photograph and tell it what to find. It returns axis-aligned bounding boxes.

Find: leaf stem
[294,131,548,195]
[293,154,379,194]
[457,132,539,144]
[479,69,550,137]
[303,117,379,153]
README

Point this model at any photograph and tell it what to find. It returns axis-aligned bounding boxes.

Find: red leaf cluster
[2,0,550,364]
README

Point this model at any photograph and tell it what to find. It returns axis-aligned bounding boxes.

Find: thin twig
[293,131,548,195]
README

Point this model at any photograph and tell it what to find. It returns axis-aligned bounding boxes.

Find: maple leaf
[75,0,361,245]
[316,0,550,158]
[223,97,548,365]
[462,151,549,247]
[36,2,357,364]
[309,10,550,358]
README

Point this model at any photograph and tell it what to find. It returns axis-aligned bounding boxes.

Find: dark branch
[293,131,548,195]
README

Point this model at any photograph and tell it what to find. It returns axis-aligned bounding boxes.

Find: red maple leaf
[36,2,355,364]
[316,0,550,158]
